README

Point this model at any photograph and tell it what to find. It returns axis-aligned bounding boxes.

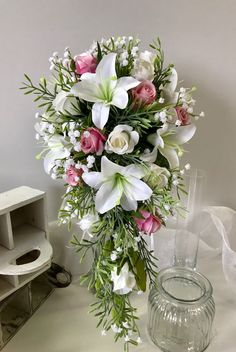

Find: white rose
[53,90,78,115]
[105,125,139,155]
[132,50,155,81]
[78,213,99,237]
[146,164,170,188]
[111,262,136,295]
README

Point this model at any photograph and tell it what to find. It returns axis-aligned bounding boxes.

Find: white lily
[71,53,140,129]
[53,90,78,115]
[141,124,196,168]
[42,135,71,174]
[161,68,179,104]
[111,262,136,295]
[82,156,152,214]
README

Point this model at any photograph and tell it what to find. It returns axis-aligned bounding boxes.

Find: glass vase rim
[156,266,213,305]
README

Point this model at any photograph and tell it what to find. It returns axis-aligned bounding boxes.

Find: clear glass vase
[148,267,215,352]
[174,169,206,269]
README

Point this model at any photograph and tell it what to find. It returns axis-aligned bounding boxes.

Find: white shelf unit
[0,186,52,301]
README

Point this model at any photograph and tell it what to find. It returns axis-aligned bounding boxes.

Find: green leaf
[129,250,146,292]
[102,239,114,256]
[97,42,103,62]
[24,74,32,84]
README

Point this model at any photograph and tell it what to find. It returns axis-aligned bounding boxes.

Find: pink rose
[74,53,97,75]
[131,80,157,106]
[134,210,161,235]
[175,107,190,125]
[81,128,106,155]
[65,166,83,186]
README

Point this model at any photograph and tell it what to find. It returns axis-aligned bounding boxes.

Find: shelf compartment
[0,214,13,250]
[10,198,46,234]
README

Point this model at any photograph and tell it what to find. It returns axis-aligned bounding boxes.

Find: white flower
[137,337,142,344]
[185,163,191,170]
[111,324,122,333]
[199,111,205,117]
[132,50,155,81]
[105,125,139,155]
[78,213,99,236]
[145,164,170,188]
[110,251,117,261]
[42,135,71,174]
[161,68,179,104]
[122,322,129,329]
[111,262,136,295]
[71,53,139,129]
[53,90,78,115]
[141,124,196,168]
[137,290,144,295]
[173,179,179,186]
[82,156,152,214]
[101,330,107,336]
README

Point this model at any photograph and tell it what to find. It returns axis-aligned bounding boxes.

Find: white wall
[0,0,235,221]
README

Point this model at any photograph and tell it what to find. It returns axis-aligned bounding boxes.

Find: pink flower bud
[131,80,157,106]
[175,106,190,125]
[81,128,106,155]
[134,210,161,235]
[65,166,83,186]
[74,53,97,75]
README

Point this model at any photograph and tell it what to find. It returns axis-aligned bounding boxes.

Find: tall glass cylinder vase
[174,169,206,269]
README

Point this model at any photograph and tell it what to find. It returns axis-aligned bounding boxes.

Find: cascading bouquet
[21,36,204,350]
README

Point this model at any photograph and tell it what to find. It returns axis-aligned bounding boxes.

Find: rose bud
[65,166,83,186]
[131,80,157,106]
[175,106,191,125]
[74,53,97,75]
[134,210,161,235]
[81,128,106,155]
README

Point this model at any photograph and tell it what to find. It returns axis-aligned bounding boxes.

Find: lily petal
[71,78,101,102]
[116,76,140,91]
[124,177,152,201]
[120,194,137,211]
[140,146,158,163]
[44,148,70,174]
[167,125,196,145]
[101,156,124,178]
[165,68,178,93]
[124,164,146,179]
[160,147,179,169]
[96,53,117,82]
[82,171,103,189]
[112,88,128,109]
[148,131,164,148]
[92,102,110,129]
[95,180,123,214]
[162,89,178,105]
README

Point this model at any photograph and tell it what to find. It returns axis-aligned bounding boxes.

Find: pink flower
[134,210,161,235]
[74,53,97,75]
[175,107,190,125]
[131,80,157,106]
[65,166,83,186]
[81,128,106,155]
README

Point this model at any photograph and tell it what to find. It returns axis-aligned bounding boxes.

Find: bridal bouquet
[21,36,204,350]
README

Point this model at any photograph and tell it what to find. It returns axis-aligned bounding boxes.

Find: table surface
[3,253,236,352]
